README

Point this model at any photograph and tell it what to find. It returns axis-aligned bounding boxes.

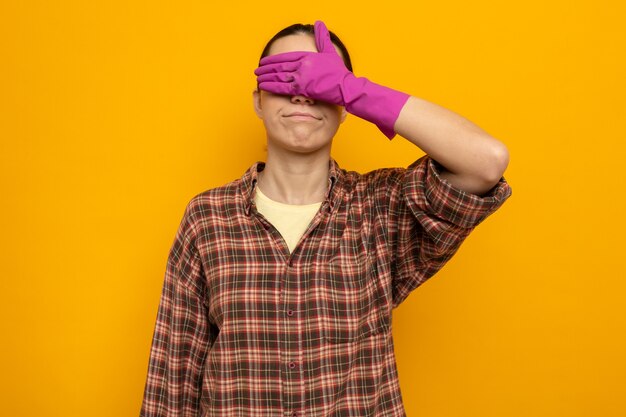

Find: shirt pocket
[312,256,390,344]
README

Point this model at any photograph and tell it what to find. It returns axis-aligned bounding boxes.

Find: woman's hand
[255,21,409,139]
[254,25,350,106]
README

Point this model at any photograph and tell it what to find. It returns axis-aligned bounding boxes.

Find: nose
[290,94,315,105]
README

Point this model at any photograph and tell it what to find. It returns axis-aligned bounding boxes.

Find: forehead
[267,33,344,57]
[268,34,317,55]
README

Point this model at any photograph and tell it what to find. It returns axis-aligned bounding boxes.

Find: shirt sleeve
[140,202,209,417]
[390,156,512,308]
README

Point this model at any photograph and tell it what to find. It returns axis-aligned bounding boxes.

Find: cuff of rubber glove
[344,77,411,140]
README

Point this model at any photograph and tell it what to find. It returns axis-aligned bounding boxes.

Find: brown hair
[259,23,353,72]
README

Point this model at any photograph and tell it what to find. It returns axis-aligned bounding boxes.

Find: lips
[284,111,321,120]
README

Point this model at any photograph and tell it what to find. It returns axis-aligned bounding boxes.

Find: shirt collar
[241,159,343,216]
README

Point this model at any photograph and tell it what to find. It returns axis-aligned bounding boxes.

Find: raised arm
[255,20,509,195]
[394,97,509,195]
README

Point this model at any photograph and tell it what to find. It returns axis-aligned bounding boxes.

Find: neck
[258,149,330,205]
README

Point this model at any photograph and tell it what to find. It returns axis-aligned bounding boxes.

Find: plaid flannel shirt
[140,156,512,417]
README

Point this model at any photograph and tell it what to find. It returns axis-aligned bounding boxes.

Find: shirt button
[291,412,298,417]
[289,362,296,369]
[287,310,294,316]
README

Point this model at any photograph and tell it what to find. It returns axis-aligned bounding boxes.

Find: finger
[254,60,300,76]
[258,51,310,66]
[314,20,335,54]
[258,81,295,96]
[256,73,295,83]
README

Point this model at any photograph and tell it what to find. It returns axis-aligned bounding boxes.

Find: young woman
[141,20,512,417]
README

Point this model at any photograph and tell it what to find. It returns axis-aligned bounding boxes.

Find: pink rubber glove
[255,20,410,139]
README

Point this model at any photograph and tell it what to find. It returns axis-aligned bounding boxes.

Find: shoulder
[338,165,407,196]
[190,178,241,206]
[183,178,243,223]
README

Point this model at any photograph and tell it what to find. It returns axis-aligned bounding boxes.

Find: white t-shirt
[254,187,322,253]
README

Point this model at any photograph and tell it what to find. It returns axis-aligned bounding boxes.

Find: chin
[285,141,332,155]
[270,131,334,155]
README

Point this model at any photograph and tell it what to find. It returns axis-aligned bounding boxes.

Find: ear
[339,107,347,124]
[252,89,263,119]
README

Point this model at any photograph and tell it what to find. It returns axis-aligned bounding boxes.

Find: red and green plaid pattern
[140,156,511,417]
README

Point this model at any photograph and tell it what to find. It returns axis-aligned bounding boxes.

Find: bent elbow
[482,141,510,186]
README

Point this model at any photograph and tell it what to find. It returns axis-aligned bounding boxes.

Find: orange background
[1,1,625,416]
